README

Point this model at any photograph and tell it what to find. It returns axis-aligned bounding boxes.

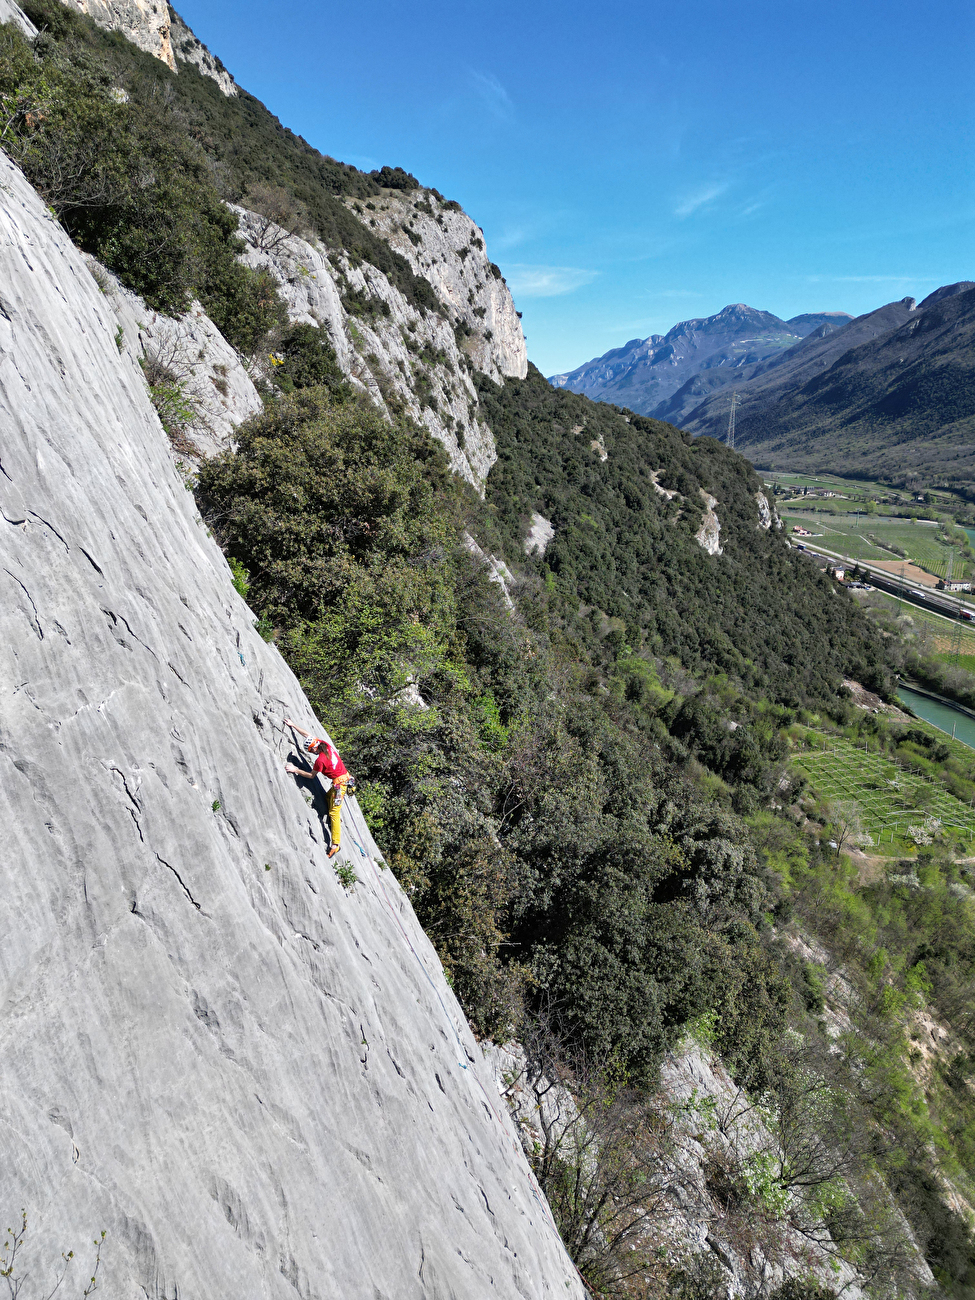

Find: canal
[897,685,975,751]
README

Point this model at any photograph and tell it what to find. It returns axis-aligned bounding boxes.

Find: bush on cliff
[0,18,284,352]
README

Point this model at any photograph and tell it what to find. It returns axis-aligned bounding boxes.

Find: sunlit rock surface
[85,256,262,458]
[56,0,238,93]
[233,200,518,492]
[0,149,584,1299]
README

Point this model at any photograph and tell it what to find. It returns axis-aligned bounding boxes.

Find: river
[896,686,975,750]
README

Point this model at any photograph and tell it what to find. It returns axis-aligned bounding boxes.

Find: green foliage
[228,557,250,600]
[15,1,442,316]
[144,377,199,450]
[340,284,392,324]
[368,165,419,191]
[196,386,788,1067]
[479,365,890,711]
[269,323,349,396]
[769,1280,836,1300]
[334,862,358,890]
[0,16,286,352]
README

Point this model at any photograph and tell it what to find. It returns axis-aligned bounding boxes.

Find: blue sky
[180,0,973,375]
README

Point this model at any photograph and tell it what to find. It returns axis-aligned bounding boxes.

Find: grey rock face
[695,492,722,556]
[524,513,554,557]
[233,203,510,493]
[85,256,262,457]
[0,0,36,35]
[755,491,773,531]
[361,191,528,384]
[171,6,238,96]
[59,0,176,67]
[0,150,584,1299]
[55,0,238,93]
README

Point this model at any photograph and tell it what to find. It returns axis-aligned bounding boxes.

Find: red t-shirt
[311,739,348,781]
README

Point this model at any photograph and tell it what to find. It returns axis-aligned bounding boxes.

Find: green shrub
[0,20,286,352]
[369,165,419,191]
[270,323,349,395]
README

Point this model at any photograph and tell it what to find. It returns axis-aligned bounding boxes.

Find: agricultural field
[782,510,971,578]
[764,470,968,513]
[793,731,975,854]
[858,589,975,655]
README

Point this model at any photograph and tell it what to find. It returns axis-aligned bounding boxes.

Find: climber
[284,719,356,858]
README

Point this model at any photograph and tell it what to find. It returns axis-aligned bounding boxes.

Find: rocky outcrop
[56,0,238,93]
[85,256,261,457]
[360,190,527,383]
[171,7,237,96]
[0,0,35,34]
[695,491,723,555]
[233,200,520,492]
[463,533,515,608]
[658,1043,872,1299]
[0,149,584,1298]
[524,512,554,557]
[59,0,175,67]
[755,490,772,530]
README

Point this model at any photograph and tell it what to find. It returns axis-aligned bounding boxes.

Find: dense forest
[4,5,975,1294]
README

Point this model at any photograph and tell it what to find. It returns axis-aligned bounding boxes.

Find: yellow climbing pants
[327,775,349,849]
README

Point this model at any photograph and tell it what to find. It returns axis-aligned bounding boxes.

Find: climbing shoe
[327,843,341,859]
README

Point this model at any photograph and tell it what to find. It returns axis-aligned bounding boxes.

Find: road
[791,538,975,623]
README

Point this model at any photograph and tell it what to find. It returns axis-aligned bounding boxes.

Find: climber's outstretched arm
[284,718,311,740]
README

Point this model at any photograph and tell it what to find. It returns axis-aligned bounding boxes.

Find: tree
[511,1010,687,1297]
[242,182,311,252]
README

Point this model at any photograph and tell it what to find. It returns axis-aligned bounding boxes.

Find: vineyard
[794,732,975,851]
[783,511,968,578]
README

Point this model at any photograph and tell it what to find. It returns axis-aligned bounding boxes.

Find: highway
[790,538,975,623]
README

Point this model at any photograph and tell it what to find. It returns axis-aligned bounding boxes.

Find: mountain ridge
[3,1,975,1293]
[682,282,975,481]
[549,302,853,423]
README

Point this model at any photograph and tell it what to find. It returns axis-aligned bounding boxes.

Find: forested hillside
[684,286,975,484]
[4,2,975,1295]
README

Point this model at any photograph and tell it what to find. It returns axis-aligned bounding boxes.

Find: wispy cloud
[504,265,598,298]
[337,153,380,172]
[673,182,729,218]
[492,225,530,253]
[469,70,514,122]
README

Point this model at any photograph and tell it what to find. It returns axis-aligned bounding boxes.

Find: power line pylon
[726,391,738,450]
[950,618,963,667]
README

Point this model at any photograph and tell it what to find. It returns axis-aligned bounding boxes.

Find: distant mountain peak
[679,282,975,480]
[548,301,811,415]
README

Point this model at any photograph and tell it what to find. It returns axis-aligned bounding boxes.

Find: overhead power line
[726,391,738,450]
